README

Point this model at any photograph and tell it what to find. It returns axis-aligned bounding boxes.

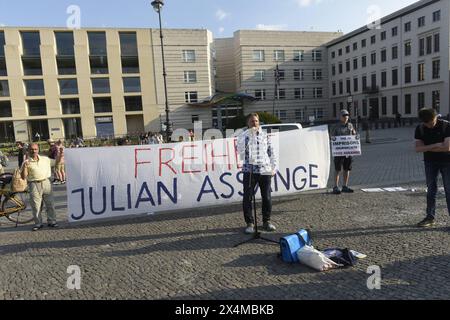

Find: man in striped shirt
[237,113,278,234]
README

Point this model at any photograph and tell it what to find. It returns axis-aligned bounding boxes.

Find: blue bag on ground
[280,229,312,263]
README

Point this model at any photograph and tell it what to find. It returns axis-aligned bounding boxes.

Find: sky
[0,0,420,38]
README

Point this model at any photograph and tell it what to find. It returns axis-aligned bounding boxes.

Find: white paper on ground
[383,187,409,192]
[361,188,385,193]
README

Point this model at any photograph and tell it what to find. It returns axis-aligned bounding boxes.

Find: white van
[260,123,303,133]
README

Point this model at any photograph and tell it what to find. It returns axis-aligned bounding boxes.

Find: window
[371,35,376,44]
[185,91,198,103]
[426,36,433,55]
[418,92,425,110]
[295,109,304,122]
[338,48,342,56]
[433,10,441,22]
[362,55,367,68]
[0,80,9,96]
[313,108,324,119]
[346,45,350,53]
[339,80,343,95]
[332,82,336,96]
[392,27,398,37]
[93,97,112,113]
[294,88,304,100]
[404,41,412,56]
[90,55,108,74]
[331,51,336,59]
[273,50,285,62]
[432,60,440,79]
[381,31,386,41]
[55,32,74,56]
[254,70,265,81]
[333,103,337,118]
[57,57,76,75]
[432,91,440,111]
[418,63,425,82]
[183,71,197,83]
[381,49,387,62]
[405,94,411,114]
[371,52,376,65]
[353,77,359,92]
[363,99,367,116]
[419,38,425,56]
[382,97,387,116]
[276,110,287,121]
[346,79,351,94]
[0,31,5,57]
[58,79,78,95]
[294,69,304,81]
[91,78,110,94]
[61,98,80,114]
[381,71,387,88]
[63,118,83,140]
[182,50,196,63]
[392,96,399,115]
[331,65,336,76]
[312,50,322,61]
[371,73,377,88]
[313,69,322,80]
[95,117,114,138]
[293,50,304,61]
[22,56,42,75]
[254,89,266,101]
[0,101,12,118]
[405,65,412,84]
[418,16,425,28]
[353,42,358,51]
[353,58,358,70]
[192,115,199,123]
[339,63,343,74]
[392,46,398,60]
[125,96,143,112]
[434,33,440,52]
[27,100,47,116]
[24,79,45,96]
[0,57,6,76]
[21,31,41,56]
[314,88,323,99]
[346,60,351,72]
[392,68,398,86]
[123,77,141,93]
[88,32,107,55]
[362,76,367,90]
[120,32,139,74]
[276,88,286,100]
[405,22,411,32]
[277,69,285,81]
[361,39,366,48]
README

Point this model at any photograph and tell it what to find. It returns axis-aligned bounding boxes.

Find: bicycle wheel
[2,192,35,225]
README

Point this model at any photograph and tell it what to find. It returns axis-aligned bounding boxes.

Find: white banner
[66,126,331,223]
[331,135,362,157]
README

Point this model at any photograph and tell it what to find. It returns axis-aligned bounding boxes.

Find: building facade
[223,30,342,123]
[327,0,449,120]
[0,27,214,143]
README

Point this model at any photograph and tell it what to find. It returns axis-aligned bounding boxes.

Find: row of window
[253,69,323,81]
[0,96,144,118]
[275,108,324,121]
[252,49,322,62]
[332,60,440,96]
[333,91,440,118]
[331,10,441,58]
[331,33,439,76]
[254,88,324,100]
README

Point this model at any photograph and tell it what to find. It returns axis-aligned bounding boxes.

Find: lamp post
[151,0,172,142]
[347,94,355,129]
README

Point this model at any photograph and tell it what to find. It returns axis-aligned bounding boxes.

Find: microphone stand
[234,129,279,248]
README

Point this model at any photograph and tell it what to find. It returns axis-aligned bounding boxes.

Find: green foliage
[226,112,281,130]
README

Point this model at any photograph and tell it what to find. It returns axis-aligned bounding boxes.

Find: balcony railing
[362,86,380,95]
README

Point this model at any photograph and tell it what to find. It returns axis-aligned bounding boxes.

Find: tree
[226,112,281,130]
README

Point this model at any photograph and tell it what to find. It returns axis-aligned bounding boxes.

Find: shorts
[55,163,65,171]
[334,156,353,172]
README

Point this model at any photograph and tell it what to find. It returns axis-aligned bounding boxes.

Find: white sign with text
[331,135,362,157]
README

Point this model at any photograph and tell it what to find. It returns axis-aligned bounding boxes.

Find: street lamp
[151,0,172,142]
[347,94,356,129]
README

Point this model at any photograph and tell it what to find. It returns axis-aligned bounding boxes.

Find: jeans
[243,172,272,224]
[424,161,450,219]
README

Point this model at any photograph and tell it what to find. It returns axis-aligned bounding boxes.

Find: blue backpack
[280,229,312,263]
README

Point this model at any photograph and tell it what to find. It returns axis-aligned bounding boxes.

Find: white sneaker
[245,223,255,234]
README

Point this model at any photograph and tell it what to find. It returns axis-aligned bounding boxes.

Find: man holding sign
[331,110,357,195]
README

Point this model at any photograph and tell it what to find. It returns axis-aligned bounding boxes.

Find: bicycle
[0,174,34,226]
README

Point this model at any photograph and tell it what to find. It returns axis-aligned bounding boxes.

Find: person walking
[415,108,450,227]
[54,140,66,185]
[331,109,357,195]
[237,113,278,234]
[20,143,58,231]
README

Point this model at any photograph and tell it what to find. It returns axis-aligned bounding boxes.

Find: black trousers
[243,172,272,224]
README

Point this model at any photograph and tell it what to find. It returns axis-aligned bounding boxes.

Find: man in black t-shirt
[415,108,450,227]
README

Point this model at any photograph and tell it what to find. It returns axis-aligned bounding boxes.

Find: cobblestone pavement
[1,127,450,300]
